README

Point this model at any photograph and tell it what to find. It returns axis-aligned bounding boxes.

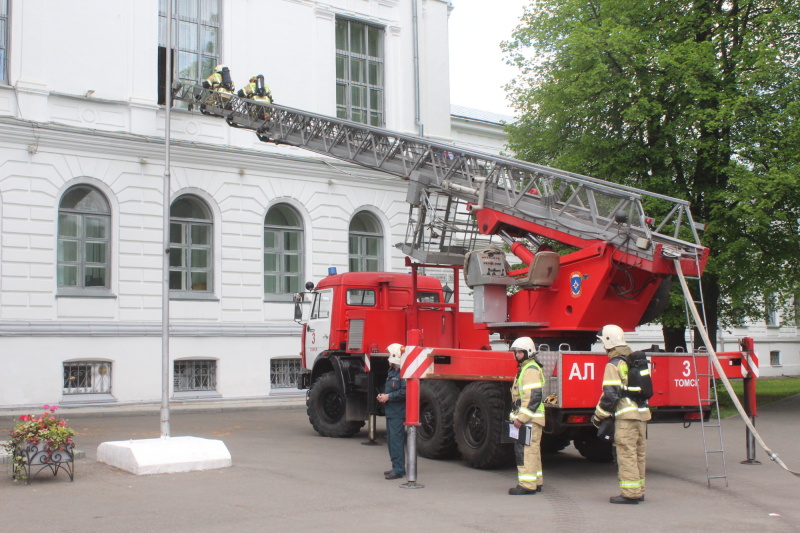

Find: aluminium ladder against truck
[172,82,756,469]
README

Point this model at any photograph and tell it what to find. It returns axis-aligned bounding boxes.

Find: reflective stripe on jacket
[510,358,546,426]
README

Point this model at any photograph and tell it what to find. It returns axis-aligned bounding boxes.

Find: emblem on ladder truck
[400,346,435,379]
[570,272,583,297]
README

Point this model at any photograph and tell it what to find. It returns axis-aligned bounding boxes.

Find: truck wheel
[454,381,509,469]
[574,427,613,462]
[307,372,364,438]
[417,380,460,459]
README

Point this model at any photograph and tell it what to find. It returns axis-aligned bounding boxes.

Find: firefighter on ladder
[508,337,545,495]
[201,65,235,112]
[592,324,651,504]
[237,75,273,120]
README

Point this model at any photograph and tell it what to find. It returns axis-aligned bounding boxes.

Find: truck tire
[417,380,460,459]
[573,427,613,462]
[307,372,365,438]
[454,381,509,469]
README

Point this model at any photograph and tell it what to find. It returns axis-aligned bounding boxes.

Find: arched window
[349,211,383,272]
[170,195,212,292]
[58,185,111,289]
[264,204,303,294]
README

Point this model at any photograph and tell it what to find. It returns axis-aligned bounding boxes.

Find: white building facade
[0,0,795,411]
[0,0,468,409]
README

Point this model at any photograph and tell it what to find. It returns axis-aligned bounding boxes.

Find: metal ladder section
[172,81,706,266]
[682,254,728,487]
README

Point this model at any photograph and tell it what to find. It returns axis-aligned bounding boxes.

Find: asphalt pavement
[1,394,799,533]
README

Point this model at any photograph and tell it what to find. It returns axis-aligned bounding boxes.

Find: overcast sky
[448,0,529,116]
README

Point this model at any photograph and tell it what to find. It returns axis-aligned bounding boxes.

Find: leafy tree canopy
[503,0,800,338]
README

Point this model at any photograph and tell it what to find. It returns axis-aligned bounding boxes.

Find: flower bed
[3,405,76,484]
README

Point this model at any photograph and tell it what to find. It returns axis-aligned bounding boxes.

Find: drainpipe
[412,0,424,137]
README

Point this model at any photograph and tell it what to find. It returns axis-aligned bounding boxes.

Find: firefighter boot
[610,495,639,504]
[508,485,538,495]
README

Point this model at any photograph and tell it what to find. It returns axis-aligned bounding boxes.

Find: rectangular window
[271,358,302,389]
[770,350,781,367]
[63,362,112,394]
[0,1,8,83]
[158,0,221,105]
[765,294,779,327]
[335,18,384,126]
[347,289,376,306]
[174,359,217,391]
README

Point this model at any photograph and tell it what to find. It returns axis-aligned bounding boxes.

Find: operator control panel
[465,249,514,287]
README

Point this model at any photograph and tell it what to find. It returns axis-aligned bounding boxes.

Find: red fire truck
[173,81,756,468]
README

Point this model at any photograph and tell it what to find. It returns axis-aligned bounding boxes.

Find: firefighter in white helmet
[377,343,406,480]
[592,324,651,504]
[507,336,545,495]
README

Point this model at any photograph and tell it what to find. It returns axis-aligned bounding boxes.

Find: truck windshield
[417,292,440,303]
[346,289,375,306]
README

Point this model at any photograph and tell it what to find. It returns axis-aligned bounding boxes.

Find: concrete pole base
[97,436,231,475]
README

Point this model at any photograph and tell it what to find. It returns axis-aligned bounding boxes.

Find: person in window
[237,74,273,120]
[377,343,406,480]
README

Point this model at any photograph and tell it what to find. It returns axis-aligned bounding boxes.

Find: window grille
[335,18,385,126]
[63,361,112,394]
[271,358,302,389]
[174,359,217,391]
[770,350,781,367]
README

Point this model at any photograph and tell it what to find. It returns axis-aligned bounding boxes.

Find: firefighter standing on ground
[592,324,651,504]
[377,343,406,480]
[508,337,545,495]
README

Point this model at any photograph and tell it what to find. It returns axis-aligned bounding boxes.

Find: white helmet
[598,325,627,350]
[510,337,536,358]
[387,343,404,366]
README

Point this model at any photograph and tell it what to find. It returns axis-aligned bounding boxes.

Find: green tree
[503,0,800,349]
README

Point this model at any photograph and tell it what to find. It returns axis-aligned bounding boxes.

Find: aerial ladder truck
[172,82,757,469]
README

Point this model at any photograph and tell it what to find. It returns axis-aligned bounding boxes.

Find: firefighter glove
[591,414,601,428]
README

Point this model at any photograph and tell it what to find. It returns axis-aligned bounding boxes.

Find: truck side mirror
[293,292,305,323]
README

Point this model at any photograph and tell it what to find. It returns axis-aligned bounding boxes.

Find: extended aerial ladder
[173,82,706,268]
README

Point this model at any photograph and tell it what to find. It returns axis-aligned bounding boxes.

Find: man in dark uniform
[377,343,406,480]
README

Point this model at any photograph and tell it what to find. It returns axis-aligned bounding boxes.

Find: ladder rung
[706,450,724,454]
[708,475,728,480]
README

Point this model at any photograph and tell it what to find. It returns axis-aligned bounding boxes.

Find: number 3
[682,360,691,377]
